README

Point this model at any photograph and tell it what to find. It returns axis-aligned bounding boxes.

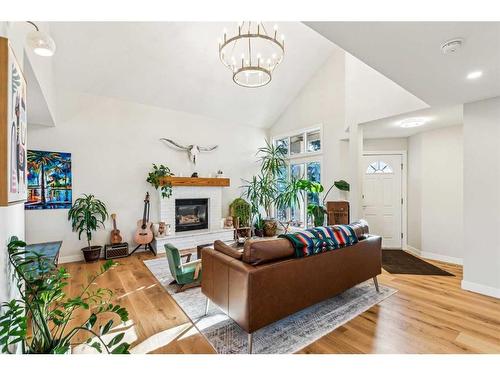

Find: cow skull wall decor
[160,138,218,164]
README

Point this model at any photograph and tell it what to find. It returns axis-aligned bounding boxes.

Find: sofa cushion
[350,219,370,240]
[213,240,243,260]
[242,238,294,265]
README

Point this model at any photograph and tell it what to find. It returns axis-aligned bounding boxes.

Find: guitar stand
[129,242,156,257]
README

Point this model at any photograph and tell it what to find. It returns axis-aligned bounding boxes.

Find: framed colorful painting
[25,150,72,210]
[0,37,28,206]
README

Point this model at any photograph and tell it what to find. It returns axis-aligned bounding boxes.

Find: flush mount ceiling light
[398,117,428,128]
[441,38,464,54]
[25,21,56,57]
[218,21,285,88]
[467,70,483,80]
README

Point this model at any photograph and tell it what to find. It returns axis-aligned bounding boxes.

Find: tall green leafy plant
[146,164,173,199]
[0,238,130,354]
[68,194,108,250]
[277,179,327,227]
[254,140,287,218]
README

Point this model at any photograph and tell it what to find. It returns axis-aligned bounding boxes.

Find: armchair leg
[373,276,380,293]
[205,297,210,316]
[248,333,253,354]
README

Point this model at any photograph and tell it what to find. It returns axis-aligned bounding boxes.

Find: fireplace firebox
[175,198,209,232]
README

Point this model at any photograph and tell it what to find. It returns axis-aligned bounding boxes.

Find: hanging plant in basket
[147,163,174,199]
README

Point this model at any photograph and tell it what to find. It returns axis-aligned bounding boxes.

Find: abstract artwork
[25,150,72,210]
[0,37,28,205]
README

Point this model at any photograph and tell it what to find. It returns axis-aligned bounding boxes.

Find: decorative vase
[263,219,277,237]
[82,246,102,262]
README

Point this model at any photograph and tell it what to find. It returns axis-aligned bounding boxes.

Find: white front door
[362,154,402,249]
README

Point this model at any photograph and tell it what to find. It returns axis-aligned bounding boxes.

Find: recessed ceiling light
[467,71,483,80]
[398,118,428,128]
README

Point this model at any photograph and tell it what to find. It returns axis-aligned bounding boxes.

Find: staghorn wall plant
[0,238,130,354]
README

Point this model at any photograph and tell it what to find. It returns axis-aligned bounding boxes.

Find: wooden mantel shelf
[159,176,230,187]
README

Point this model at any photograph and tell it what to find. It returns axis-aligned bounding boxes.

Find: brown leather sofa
[201,225,382,353]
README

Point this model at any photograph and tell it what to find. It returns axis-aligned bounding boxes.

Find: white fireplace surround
[154,186,233,251]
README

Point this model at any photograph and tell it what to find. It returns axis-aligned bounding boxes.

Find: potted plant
[277,179,327,227]
[147,163,174,199]
[68,194,108,262]
[229,198,251,228]
[253,213,265,237]
[249,140,287,236]
[0,238,130,354]
[323,179,350,201]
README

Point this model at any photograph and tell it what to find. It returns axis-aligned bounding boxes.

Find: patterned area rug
[144,256,397,354]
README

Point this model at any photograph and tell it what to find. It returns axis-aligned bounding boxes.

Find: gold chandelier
[218,22,285,88]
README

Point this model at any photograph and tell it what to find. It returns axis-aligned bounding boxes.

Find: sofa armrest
[214,240,243,260]
[201,248,255,332]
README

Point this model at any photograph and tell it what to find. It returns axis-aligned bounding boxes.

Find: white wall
[345,53,428,129]
[26,91,265,263]
[269,47,348,201]
[407,134,422,250]
[407,125,463,264]
[0,22,54,309]
[462,97,500,298]
[363,137,408,152]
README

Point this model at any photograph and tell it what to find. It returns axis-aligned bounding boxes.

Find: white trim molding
[461,280,500,299]
[405,245,463,265]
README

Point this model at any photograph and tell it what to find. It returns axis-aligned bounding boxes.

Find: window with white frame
[273,126,322,227]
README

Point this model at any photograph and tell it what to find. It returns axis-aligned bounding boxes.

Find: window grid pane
[306,130,321,152]
[290,134,304,155]
[366,160,394,174]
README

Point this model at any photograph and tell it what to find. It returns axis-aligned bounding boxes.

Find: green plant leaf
[107,332,125,347]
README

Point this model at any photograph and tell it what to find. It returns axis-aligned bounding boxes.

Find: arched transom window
[366,160,393,174]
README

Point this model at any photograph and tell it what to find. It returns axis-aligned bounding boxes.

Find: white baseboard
[462,280,500,299]
[403,246,463,265]
[404,245,421,256]
[420,251,463,265]
[58,254,84,264]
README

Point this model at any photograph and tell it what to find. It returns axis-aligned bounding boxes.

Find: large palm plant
[254,140,287,218]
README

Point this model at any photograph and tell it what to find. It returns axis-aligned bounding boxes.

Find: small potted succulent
[68,194,108,262]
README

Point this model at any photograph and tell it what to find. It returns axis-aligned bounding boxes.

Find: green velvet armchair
[164,243,202,293]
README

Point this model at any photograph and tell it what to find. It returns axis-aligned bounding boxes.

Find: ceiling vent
[441,38,464,54]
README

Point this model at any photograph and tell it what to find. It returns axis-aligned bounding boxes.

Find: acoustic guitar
[110,213,123,245]
[134,192,154,245]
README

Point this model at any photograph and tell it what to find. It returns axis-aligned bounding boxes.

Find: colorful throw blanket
[279,225,359,258]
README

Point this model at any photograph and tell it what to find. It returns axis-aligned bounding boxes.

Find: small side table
[26,241,63,267]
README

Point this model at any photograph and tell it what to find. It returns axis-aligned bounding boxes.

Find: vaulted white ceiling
[50,22,335,128]
[305,22,500,107]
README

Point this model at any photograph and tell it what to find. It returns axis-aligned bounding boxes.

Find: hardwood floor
[63,252,500,354]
